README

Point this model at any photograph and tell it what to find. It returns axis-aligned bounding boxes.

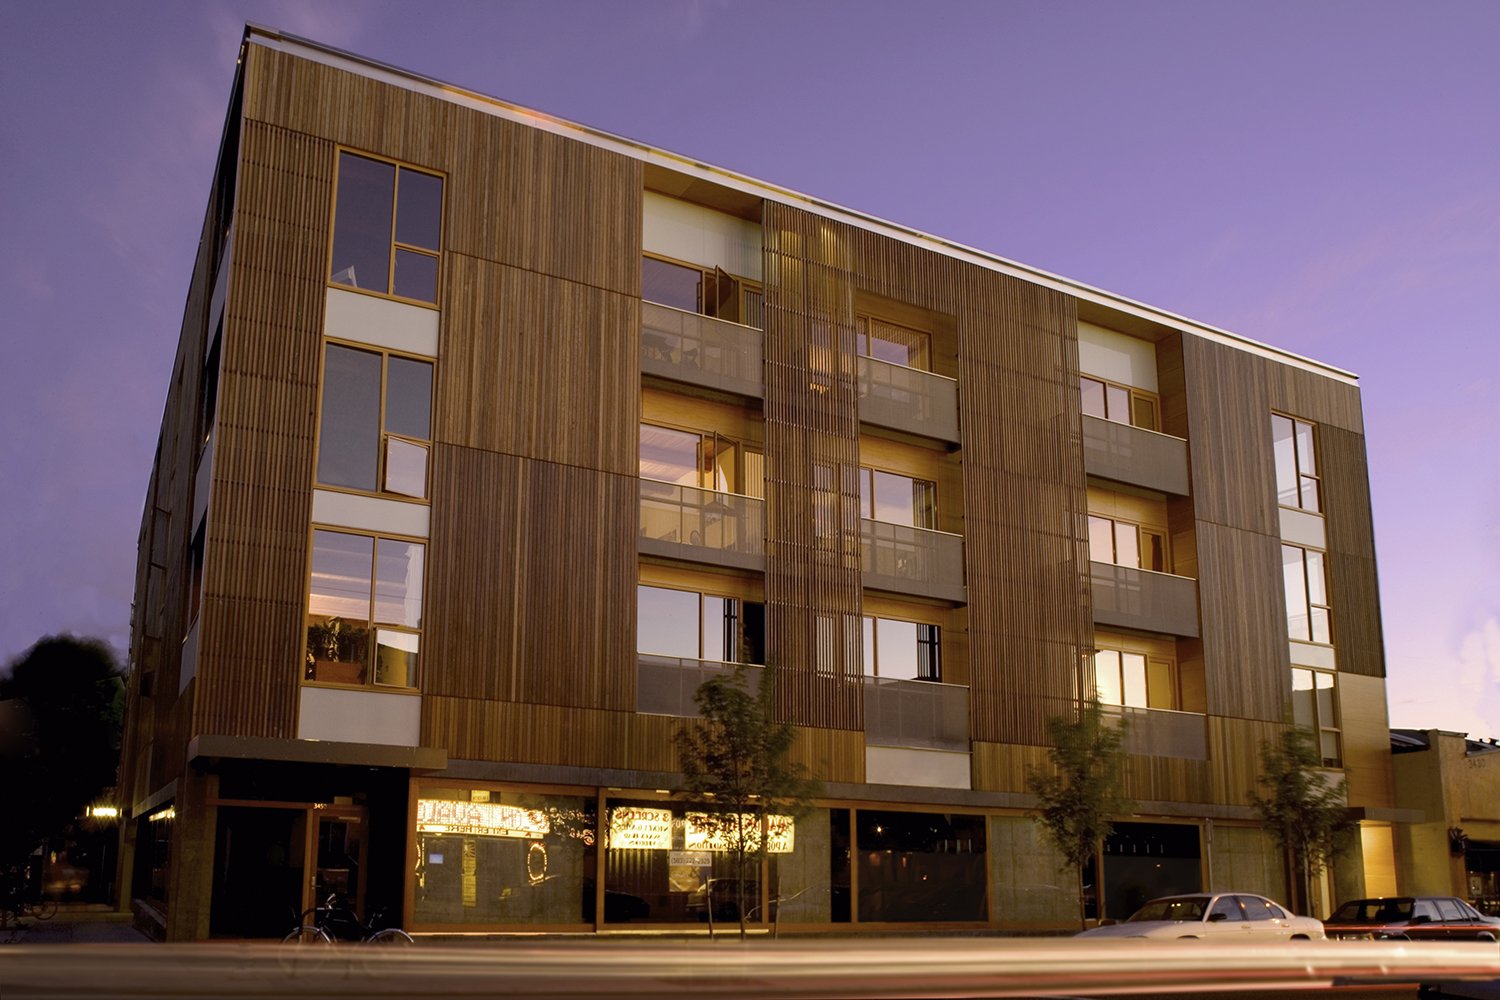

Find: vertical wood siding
[196,118,330,738]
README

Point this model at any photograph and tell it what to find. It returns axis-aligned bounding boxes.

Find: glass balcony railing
[856,355,959,444]
[1081,415,1189,496]
[638,480,765,571]
[861,519,966,602]
[863,677,970,752]
[640,301,764,399]
[1090,561,1200,638]
[637,654,762,717]
[1103,705,1208,760]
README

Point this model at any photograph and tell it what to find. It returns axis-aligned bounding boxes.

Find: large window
[859,467,937,530]
[1080,375,1159,431]
[1088,514,1167,572]
[1093,647,1178,710]
[637,585,765,665]
[862,616,941,681]
[641,254,762,328]
[856,316,931,371]
[1283,544,1332,644]
[1272,414,1321,513]
[639,423,762,497]
[1292,667,1342,766]
[305,528,424,688]
[856,810,985,922]
[329,151,443,303]
[317,343,433,499]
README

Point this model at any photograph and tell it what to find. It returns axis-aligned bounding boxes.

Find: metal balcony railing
[637,655,762,717]
[640,301,764,399]
[861,519,966,603]
[1081,415,1190,496]
[638,480,765,571]
[863,677,970,752]
[1104,705,1208,760]
[1090,561,1200,638]
[855,356,960,444]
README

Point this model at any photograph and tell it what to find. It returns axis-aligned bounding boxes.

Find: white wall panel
[297,685,421,746]
[865,745,972,789]
[1079,320,1159,391]
[311,489,429,538]
[324,287,440,357]
[644,191,762,280]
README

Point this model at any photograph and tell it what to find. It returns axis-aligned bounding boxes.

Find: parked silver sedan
[1076,892,1325,940]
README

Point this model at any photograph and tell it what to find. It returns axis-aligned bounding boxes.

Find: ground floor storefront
[129,757,1356,938]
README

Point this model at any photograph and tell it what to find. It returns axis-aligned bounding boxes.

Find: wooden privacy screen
[762,204,1089,745]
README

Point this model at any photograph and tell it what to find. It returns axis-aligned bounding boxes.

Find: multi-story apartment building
[118,25,1406,940]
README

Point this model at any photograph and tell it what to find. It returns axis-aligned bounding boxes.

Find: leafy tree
[1026,697,1134,930]
[674,664,818,939]
[0,636,124,871]
[1250,725,1355,915]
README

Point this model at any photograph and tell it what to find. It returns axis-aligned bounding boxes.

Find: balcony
[1082,414,1189,496]
[856,356,960,445]
[863,677,970,752]
[861,520,966,603]
[640,301,764,399]
[639,480,765,571]
[1104,705,1208,760]
[637,655,761,717]
[1090,561,1200,638]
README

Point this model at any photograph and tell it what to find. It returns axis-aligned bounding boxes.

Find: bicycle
[282,893,414,946]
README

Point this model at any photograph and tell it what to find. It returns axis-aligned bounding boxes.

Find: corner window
[1093,647,1178,709]
[1081,375,1159,431]
[862,616,941,681]
[330,151,443,304]
[1088,515,1168,572]
[636,584,765,664]
[306,528,424,689]
[317,343,433,499]
[1272,414,1321,513]
[1291,667,1341,766]
[859,467,937,530]
[1282,544,1332,644]
[641,254,761,327]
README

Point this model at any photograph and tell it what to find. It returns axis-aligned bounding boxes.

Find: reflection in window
[317,344,433,499]
[305,529,424,688]
[639,424,762,498]
[1292,667,1341,766]
[862,616,941,681]
[636,585,765,665]
[1088,515,1166,572]
[1080,375,1159,431]
[857,317,931,371]
[642,255,762,327]
[1094,648,1178,709]
[1283,544,1332,644]
[330,151,442,303]
[860,467,937,529]
[1272,414,1321,513]
[856,810,985,922]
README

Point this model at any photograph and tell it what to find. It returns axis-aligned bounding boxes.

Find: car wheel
[1290,934,1309,940]
[1476,931,1495,942]
[1177,935,1199,939]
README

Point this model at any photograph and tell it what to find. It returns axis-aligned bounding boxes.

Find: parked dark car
[1325,896,1500,940]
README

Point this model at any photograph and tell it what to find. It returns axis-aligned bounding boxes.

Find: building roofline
[242,23,1358,386]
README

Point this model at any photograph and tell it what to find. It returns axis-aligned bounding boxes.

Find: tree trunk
[1077,865,1088,931]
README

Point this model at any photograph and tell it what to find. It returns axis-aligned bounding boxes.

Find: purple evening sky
[1,1,1495,734]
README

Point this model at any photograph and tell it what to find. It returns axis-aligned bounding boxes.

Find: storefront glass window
[856,810,986,921]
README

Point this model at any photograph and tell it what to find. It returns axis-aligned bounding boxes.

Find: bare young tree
[674,664,817,939]
[1026,698,1134,930]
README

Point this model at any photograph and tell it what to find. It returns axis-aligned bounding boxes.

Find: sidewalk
[7,904,149,944]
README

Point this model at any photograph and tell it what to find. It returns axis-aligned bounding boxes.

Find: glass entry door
[308,808,367,918]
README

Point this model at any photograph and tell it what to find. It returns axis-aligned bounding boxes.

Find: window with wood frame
[636,584,766,666]
[316,343,433,500]
[1283,544,1333,645]
[1088,514,1168,573]
[1093,647,1178,710]
[1080,374,1160,431]
[329,151,443,304]
[859,466,938,530]
[862,616,942,681]
[638,423,763,498]
[856,315,931,371]
[1292,666,1342,766]
[1272,413,1321,513]
[305,528,424,689]
[641,254,762,327]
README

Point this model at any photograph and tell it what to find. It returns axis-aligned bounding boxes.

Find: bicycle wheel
[364,927,414,946]
[30,899,58,920]
[281,925,332,944]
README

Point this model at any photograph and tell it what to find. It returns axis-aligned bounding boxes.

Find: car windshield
[1128,897,1208,922]
[1331,899,1413,922]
